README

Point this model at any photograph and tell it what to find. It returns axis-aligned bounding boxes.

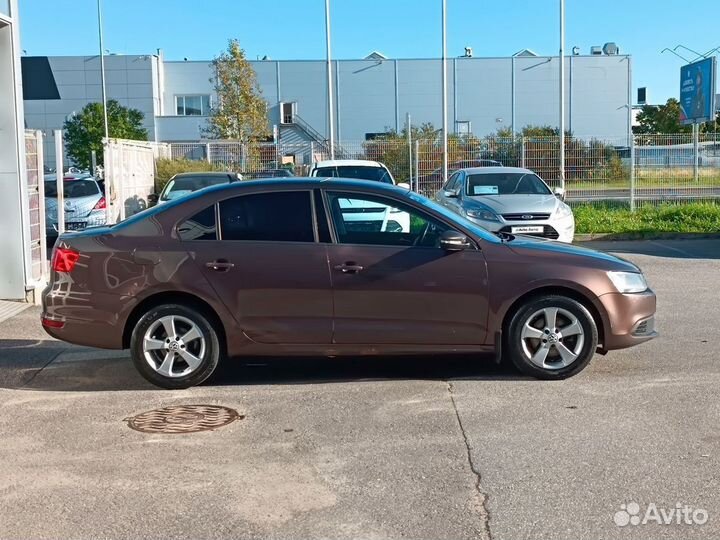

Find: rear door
[180,190,333,344]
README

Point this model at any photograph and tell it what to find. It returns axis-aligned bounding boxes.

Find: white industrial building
[22,47,634,164]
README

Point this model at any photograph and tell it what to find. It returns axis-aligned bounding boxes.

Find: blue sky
[18,0,720,104]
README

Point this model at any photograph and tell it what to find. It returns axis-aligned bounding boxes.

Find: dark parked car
[243,168,294,179]
[42,179,656,389]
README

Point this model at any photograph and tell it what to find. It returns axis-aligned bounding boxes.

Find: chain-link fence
[166,134,720,206]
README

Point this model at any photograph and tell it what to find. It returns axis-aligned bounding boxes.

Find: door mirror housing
[396,182,411,190]
[148,193,159,205]
[553,186,565,201]
[443,188,459,198]
[440,230,471,251]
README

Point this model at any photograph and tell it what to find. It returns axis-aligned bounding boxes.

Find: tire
[130,303,222,389]
[504,295,598,380]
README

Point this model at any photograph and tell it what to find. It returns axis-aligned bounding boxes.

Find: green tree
[206,39,268,142]
[634,98,720,134]
[63,100,147,169]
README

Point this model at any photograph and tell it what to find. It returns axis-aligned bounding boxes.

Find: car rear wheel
[505,295,598,380]
[130,304,222,389]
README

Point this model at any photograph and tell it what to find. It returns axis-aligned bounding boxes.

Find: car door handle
[205,259,235,272]
[334,262,364,274]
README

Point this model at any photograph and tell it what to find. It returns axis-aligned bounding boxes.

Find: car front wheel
[505,295,598,380]
[130,304,222,389]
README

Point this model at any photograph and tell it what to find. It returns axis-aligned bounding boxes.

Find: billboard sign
[679,57,716,124]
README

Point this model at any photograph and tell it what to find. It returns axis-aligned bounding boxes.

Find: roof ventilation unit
[603,42,619,55]
[590,46,603,55]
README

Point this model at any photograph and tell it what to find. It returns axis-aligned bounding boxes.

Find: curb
[575,232,720,241]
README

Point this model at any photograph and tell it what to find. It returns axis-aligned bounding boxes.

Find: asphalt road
[569,186,720,201]
[0,239,718,540]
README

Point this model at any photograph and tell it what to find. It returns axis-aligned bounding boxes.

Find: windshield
[406,191,501,243]
[44,179,100,198]
[314,166,393,184]
[161,175,231,201]
[466,172,551,196]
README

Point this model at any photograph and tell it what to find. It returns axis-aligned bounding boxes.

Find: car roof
[459,166,533,175]
[184,177,407,198]
[312,159,384,168]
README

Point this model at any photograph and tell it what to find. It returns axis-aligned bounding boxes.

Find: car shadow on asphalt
[0,339,529,392]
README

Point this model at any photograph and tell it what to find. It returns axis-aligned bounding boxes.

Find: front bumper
[468,215,575,243]
[597,289,658,351]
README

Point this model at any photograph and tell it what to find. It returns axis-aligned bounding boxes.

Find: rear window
[161,175,232,201]
[313,166,393,184]
[45,179,100,198]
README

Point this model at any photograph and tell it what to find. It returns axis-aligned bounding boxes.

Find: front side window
[466,172,551,196]
[175,95,211,116]
[326,191,450,248]
[219,191,314,242]
[178,205,216,241]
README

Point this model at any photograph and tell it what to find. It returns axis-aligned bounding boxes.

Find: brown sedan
[41,179,657,388]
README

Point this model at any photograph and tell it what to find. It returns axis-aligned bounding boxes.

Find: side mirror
[396,182,411,190]
[443,188,459,198]
[553,187,565,201]
[440,230,471,251]
[148,193,159,205]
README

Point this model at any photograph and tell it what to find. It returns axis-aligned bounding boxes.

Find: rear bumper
[598,289,658,351]
[41,283,128,349]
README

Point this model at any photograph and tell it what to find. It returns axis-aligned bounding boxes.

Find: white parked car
[434,167,575,243]
[309,159,411,233]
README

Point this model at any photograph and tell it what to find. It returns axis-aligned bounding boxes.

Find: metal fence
[166,134,720,207]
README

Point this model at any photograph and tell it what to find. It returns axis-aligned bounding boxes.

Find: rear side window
[45,179,100,198]
[178,205,217,241]
[313,166,393,184]
[219,191,314,242]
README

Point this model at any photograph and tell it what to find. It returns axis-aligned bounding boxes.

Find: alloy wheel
[142,315,206,378]
[519,307,585,370]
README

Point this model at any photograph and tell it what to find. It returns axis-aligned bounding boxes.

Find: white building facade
[22,51,633,164]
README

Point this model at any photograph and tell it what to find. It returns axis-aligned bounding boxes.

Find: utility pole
[97,0,109,142]
[559,0,565,190]
[441,0,448,184]
[324,0,335,159]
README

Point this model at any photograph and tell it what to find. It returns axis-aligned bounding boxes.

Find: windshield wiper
[496,231,516,242]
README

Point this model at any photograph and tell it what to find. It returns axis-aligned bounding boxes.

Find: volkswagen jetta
[42,179,656,388]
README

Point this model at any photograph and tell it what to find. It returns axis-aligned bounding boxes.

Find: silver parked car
[45,175,106,238]
[435,167,575,243]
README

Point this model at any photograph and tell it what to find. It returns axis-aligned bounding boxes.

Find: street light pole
[97,0,109,144]
[324,0,335,159]
[441,0,448,184]
[559,0,565,189]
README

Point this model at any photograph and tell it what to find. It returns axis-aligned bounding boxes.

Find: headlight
[554,203,573,219]
[607,271,648,293]
[466,208,499,222]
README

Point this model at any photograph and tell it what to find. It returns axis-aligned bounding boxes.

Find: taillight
[51,247,80,272]
[92,196,106,210]
[41,316,65,329]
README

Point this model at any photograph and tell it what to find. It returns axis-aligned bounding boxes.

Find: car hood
[506,236,639,272]
[465,194,559,215]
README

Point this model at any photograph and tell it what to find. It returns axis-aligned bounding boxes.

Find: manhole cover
[125,405,242,434]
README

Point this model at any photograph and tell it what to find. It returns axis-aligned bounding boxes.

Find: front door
[324,190,489,345]
[180,190,333,344]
